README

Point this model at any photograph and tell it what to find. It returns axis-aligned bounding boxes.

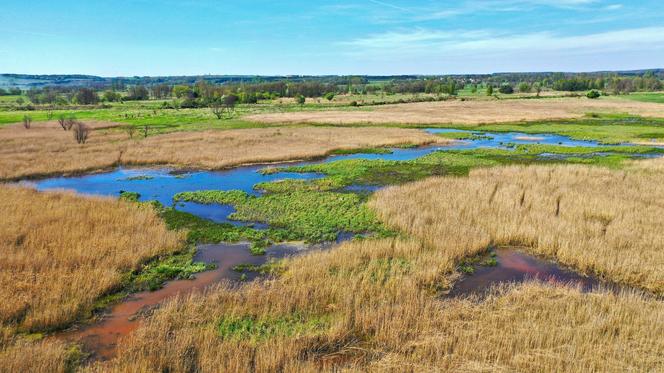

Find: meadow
[0,121,443,180]
[247,96,664,125]
[2,88,664,372]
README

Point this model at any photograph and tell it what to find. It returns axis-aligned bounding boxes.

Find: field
[0,121,445,180]
[2,89,664,372]
[247,96,664,125]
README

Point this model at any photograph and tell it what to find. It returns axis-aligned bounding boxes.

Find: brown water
[449,248,609,297]
[56,242,306,360]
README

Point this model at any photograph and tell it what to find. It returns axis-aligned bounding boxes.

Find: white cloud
[366,0,607,22]
[605,4,624,10]
[340,26,664,57]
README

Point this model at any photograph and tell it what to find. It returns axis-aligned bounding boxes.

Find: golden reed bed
[0,122,447,181]
[3,158,664,372]
[79,238,662,373]
[0,186,183,342]
[372,164,664,294]
[248,97,664,125]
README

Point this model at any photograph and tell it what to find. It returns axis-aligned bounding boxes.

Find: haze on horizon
[1,0,663,76]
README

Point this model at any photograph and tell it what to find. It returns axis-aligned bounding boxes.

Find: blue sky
[1,0,663,76]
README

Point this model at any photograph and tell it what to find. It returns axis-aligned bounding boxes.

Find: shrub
[296,95,306,105]
[498,83,514,94]
[587,90,601,99]
[72,122,89,144]
[22,115,32,129]
[323,92,335,101]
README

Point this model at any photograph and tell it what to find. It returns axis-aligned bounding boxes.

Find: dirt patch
[247,97,664,125]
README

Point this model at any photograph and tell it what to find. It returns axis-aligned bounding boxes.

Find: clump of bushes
[587,90,601,99]
[72,122,89,144]
[498,83,514,94]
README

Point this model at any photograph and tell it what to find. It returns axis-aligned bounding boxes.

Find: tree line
[8,71,664,107]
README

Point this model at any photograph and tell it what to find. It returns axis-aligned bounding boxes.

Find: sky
[1,0,663,76]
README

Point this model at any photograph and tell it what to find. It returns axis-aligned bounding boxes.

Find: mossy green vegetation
[217,313,331,342]
[174,190,388,242]
[119,191,141,202]
[90,246,210,315]
[506,143,664,155]
[159,207,286,243]
[435,132,494,141]
[261,144,652,194]
[232,260,284,275]
[131,246,211,291]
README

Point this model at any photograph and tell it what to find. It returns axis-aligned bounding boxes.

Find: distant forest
[1,69,662,107]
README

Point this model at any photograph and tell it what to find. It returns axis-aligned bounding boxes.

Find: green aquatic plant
[172,190,389,243]
[119,191,141,202]
[217,313,330,342]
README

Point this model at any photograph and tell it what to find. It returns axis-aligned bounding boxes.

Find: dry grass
[80,237,664,373]
[0,122,446,180]
[121,126,446,169]
[371,164,664,294]
[0,185,184,334]
[247,97,664,125]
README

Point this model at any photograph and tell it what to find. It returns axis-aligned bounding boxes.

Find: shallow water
[36,128,654,358]
[33,128,613,214]
[449,248,611,297]
[56,242,309,360]
[425,128,605,149]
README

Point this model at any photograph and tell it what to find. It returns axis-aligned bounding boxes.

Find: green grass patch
[257,144,648,195]
[232,260,284,275]
[217,313,331,342]
[159,207,293,243]
[131,246,211,291]
[119,191,141,202]
[619,92,664,104]
[173,190,388,243]
[508,143,664,155]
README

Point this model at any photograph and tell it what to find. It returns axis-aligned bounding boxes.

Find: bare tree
[211,102,223,119]
[22,115,32,129]
[124,125,136,139]
[65,115,76,130]
[58,114,67,130]
[72,122,90,144]
[222,94,238,116]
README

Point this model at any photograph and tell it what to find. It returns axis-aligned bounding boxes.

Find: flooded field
[30,128,661,359]
[55,242,312,359]
[449,248,613,297]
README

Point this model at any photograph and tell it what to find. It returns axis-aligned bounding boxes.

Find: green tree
[498,83,514,94]
[518,82,531,93]
[172,85,193,99]
[486,85,494,96]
